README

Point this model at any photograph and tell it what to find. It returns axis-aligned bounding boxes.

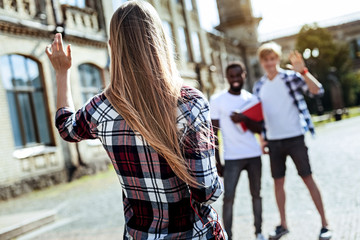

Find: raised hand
[288,50,306,73]
[45,33,72,73]
[45,33,74,110]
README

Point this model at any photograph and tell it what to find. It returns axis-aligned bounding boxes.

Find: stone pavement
[0,116,359,240]
[0,210,56,239]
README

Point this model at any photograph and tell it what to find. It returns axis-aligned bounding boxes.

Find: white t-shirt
[259,74,303,140]
[210,90,262,160]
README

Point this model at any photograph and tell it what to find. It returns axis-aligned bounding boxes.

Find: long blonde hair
[105,1,199,187]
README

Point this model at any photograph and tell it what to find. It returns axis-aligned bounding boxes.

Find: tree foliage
[295,24,360,110]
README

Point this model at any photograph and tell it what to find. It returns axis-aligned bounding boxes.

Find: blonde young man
[253,42,332,240]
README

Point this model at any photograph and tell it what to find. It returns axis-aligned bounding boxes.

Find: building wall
[215,0,262,89]
[0,0,110,200]
[152,0,216,95]
[0,34,62,180]
[207,32,245,94]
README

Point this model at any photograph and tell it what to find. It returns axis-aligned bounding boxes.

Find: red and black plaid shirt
[55,86,224,239]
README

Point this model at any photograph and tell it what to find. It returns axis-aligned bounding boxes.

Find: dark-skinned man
[210,62,265,240]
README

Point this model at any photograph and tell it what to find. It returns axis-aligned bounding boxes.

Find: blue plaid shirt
[253,68,324,137]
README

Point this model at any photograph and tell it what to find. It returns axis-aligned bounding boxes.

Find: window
[178,27,191,62]
[185,0,193,11]
[60,0,85,8]
[162,21,176,54]
[350,38,360,59]
[78,64,104,103]
[0,55,52,148]
[113,0,128,10]
[191,32,202,63]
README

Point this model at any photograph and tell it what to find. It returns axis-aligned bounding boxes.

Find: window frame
[191,31,203,63]
[350,38,360,59]
[184,0,193,11]
[59,0,85,8]
[162,20,177,56]
[178,26,192,62]
[0,54,55,149]
[78,63,105,104]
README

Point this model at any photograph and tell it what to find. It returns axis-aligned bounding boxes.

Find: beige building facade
[0,0,112,200]
[215,0,262,89]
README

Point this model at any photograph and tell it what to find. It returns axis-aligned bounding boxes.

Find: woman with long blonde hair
[46,1,225,239]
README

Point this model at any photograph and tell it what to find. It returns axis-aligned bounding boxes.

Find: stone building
[136,0,217,95]
[0,0,260,200]
[213,0,262,89]
[0,0,113,200]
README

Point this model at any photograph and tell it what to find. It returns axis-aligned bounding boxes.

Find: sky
[197,0,360,41]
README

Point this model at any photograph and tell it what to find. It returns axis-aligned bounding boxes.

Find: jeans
[222,157,262,239]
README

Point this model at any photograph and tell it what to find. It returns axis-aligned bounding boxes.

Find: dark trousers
[222,157,262,239]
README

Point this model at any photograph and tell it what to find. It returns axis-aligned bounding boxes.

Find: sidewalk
[0,210,56,240]
[0,116,359,240]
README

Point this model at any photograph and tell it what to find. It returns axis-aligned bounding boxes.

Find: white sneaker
[256,233,267,240]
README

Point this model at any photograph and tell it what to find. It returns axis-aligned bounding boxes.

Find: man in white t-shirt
[210,62,265,240]
[253,42,332,240]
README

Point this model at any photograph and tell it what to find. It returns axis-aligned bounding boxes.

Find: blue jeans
[223,157,262,239]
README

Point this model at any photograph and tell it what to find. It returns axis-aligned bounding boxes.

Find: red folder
[238,100,264,131]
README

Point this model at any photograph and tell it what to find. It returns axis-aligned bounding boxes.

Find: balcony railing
[0,0,106,42]
[0,0,49,25]
[61,4,106,41]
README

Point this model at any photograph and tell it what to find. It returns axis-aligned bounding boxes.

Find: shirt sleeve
[295,72,325,98]
[209,96,220,120]
[183,96,223,205]
[252,81,261,98]
[55,99,98,142]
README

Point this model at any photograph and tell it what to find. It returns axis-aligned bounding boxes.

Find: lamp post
[303,48,324,115]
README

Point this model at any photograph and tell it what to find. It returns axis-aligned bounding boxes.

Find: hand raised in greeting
[288,50,306,73]
[45,33,72,74]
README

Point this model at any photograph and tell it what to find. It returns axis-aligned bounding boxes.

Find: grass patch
[312,106,360,127]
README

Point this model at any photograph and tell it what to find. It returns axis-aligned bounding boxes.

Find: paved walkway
[0,116,359,240]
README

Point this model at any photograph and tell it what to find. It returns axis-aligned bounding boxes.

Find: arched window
[78,63,104,103]
[0,55,52,148]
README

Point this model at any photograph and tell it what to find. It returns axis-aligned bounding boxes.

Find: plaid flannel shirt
[253,68,324,137]
[55,86,224,240]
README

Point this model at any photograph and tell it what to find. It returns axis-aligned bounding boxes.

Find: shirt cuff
[55,107,74,119]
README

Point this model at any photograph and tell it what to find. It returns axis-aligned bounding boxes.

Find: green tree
[295,24,360,111]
